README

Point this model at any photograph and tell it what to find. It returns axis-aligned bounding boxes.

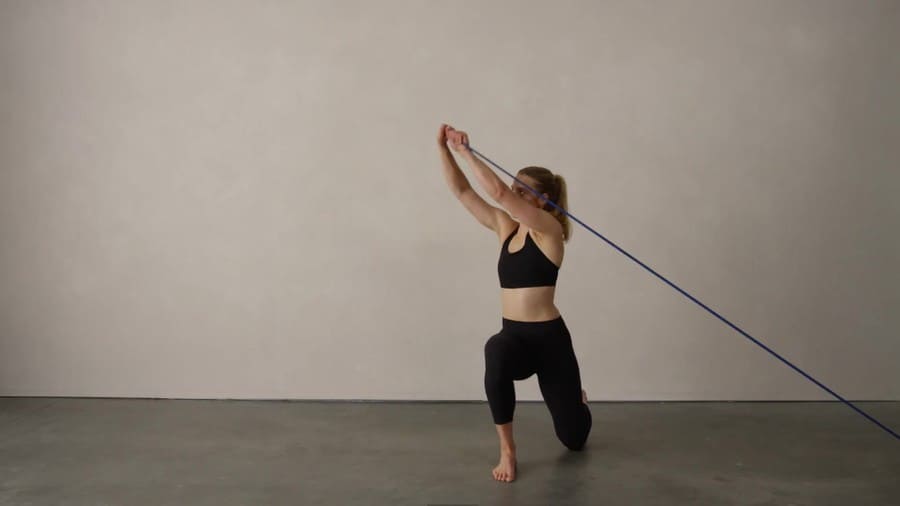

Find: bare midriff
[501,286,561,322]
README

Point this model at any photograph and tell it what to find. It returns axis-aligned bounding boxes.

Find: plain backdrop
[1,0,898,401]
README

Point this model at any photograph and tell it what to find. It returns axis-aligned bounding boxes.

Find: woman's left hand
[445,126,471,153]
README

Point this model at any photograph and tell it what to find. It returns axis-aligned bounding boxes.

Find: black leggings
[484,316,592,451]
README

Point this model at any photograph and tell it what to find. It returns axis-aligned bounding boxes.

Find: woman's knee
[558,423,590,451]
[485,331,534,383]
[563,437,587,451]
[484,332,512,364]
[547,401,592,451]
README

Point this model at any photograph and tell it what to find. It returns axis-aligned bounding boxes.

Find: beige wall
[1,0,897,400]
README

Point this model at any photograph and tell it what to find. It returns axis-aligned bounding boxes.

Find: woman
[437,124,592,483]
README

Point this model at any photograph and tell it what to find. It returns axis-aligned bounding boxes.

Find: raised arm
[437,124,510,235]
[446,127,563,239]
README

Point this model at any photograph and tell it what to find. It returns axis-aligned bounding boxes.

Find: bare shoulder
[530,227,565,265]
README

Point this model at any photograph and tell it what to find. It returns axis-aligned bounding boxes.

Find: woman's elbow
[489,185,509,204]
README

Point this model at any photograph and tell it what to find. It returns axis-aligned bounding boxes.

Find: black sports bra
[497,225,559,288]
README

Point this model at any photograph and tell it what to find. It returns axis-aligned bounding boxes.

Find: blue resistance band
[466,144,899,442]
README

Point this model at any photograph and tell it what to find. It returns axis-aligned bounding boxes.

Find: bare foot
[582,389,588,404]
[492,451,517,483]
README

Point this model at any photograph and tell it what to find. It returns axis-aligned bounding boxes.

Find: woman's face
[512,174,545,208]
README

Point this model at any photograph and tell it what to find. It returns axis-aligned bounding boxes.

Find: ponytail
[518,166,572,242]
[551,174,571,242]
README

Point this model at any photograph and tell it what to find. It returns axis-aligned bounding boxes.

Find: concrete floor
[0,399,897,505]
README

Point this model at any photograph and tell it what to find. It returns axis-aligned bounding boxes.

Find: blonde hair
[518,166,571,242]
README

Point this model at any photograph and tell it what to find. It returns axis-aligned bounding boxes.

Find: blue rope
[466,144,899,442]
